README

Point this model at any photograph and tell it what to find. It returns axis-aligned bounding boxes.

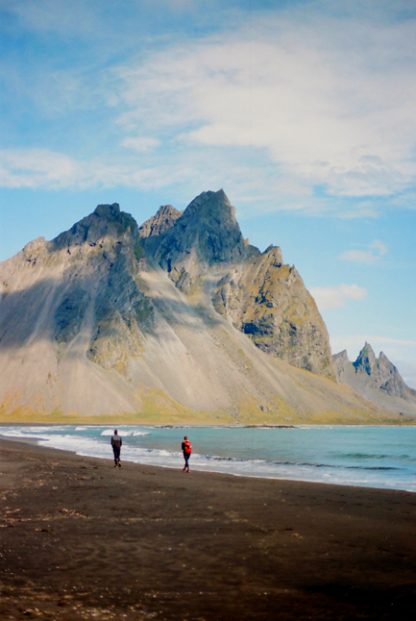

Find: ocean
[1,424,415,493]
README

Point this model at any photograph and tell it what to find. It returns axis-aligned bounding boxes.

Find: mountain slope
[0,196,410,423]
[212,246,333,376]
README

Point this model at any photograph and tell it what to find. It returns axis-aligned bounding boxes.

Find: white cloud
[111,7,416,204]
[0,149,79,189]
[310,284,367,310]
[0,148,189,191]
[2,2,416,211]
[121,136,161,152]
[339,240,388,264]
[340,250,377,264]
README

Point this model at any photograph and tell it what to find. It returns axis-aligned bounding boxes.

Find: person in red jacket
[181,436,192,472]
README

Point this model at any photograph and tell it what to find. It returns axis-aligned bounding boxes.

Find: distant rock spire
[352,342,412,399]
[353,342,377,376]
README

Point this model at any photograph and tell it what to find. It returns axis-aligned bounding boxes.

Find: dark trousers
[183,452,190,470]
[113,446,121,463]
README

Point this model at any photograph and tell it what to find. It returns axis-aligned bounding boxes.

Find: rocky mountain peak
[180,189,238,232]
[378,351,390,365]
[332,350,351,380]
[22,236,47,255]
[184,188,231,216]
[333,349,349,364]
[334,349,349,361]
[375,351,406,397]
[353,342,377,376]
[263,245,284,266]
[351,342,412,399]
[52,204,138,250]
[151,189,245,269]
[332,344,416,413]
[94,203,121,218]
[138,204,182,239]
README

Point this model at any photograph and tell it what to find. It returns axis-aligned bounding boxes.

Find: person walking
[181,435,192,472]
[111,429,122,467]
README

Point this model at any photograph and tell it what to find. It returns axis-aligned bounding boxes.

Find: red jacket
[182,440,192,454]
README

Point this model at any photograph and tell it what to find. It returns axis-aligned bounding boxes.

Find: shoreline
[1,425,415,494]
[1,438,415,620]
[3,434,416,495]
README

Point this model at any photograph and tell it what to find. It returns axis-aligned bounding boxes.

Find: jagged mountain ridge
[353,343,415,398]
[0,192,411,422]
[333,344,416,416]
[141,190,333,376]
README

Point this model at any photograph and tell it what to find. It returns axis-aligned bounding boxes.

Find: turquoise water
[1,424,415,492]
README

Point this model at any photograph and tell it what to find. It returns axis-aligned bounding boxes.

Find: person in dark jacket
[111,429,122,467]
[181,436,192,472]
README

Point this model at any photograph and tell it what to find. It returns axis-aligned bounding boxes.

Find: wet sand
[1,438,415,620]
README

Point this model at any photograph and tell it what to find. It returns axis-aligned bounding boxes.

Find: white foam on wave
[38,434,109,459]
[0,426,28,438]
[100,428,149,437]
[0,425,68,439]
[101,428,119,436]
[1,425,66,435]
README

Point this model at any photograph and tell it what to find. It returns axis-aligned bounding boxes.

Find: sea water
[1,424,415,492]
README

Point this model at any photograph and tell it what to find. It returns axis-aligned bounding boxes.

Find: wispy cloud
[0,148,190,191]
[1,1,416,215]
[339,240,388,264]
[114,9,416,203]
[0,149,79,189]
[310,284,367,310]
[121,136,161,153]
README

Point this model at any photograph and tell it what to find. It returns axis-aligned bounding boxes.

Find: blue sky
[1,0,415,387]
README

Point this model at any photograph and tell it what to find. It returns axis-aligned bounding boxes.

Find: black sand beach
[1,439,415,620]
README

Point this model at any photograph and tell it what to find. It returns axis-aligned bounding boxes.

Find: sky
[0,0,415,387]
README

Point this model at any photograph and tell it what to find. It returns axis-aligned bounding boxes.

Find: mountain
[333,344,416,417]
[0,192,411,423]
